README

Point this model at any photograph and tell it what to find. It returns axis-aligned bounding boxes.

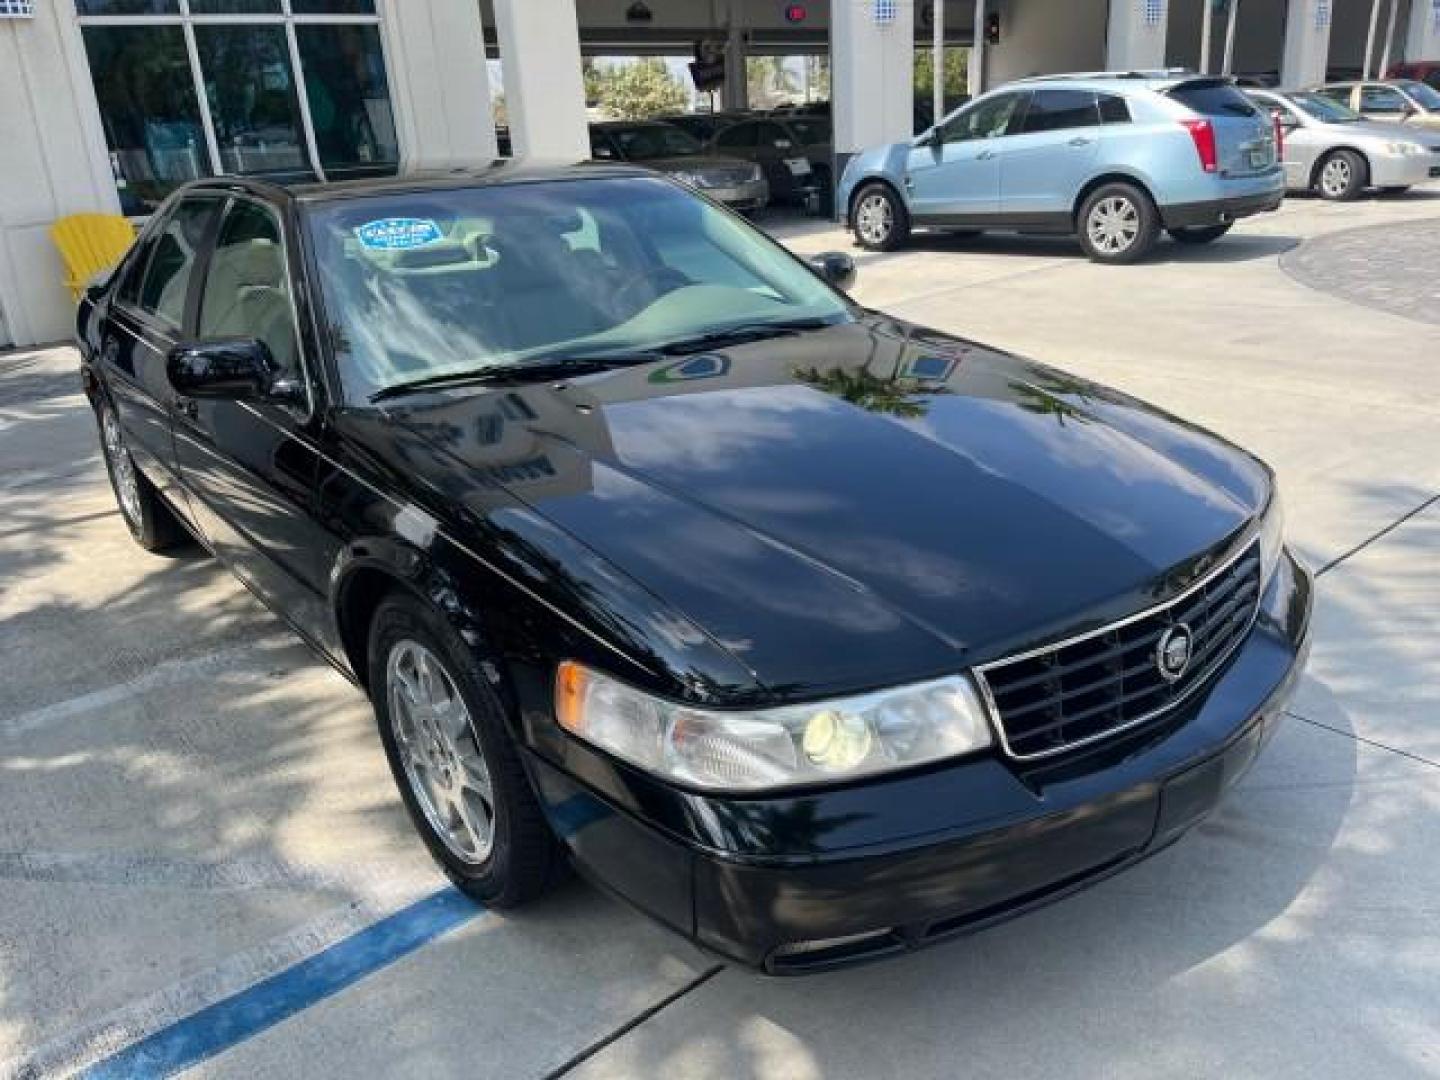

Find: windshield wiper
[657,317,837,356]
[369,354,657,402]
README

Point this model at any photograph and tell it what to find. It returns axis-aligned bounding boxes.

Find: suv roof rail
[1009,68,1197,84]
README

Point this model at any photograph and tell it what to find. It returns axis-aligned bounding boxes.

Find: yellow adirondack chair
[50,213,137,302]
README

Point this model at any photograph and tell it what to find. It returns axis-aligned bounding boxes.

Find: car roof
[183,159,649,205]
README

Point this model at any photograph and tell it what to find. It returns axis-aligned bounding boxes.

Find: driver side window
[943,93,1024,143]
[198,199,300,378]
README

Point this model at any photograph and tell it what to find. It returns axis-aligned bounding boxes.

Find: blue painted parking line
[81,888,482,1079]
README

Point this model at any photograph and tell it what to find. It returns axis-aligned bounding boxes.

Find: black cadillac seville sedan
[77,162,1311,974]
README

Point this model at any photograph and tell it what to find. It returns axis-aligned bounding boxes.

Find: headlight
[1257,487,1286,588]
[556,663,992,791]
[1385,141,1424,155]
[749,163,764,183]
[669,171,703,188]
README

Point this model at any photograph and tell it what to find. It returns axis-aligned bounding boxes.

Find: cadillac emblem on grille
[1156,623,1194,683]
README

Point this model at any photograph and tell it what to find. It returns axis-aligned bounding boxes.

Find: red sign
[785,4,808,23]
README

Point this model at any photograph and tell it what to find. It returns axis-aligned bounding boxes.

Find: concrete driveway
[3,192,1438,1079]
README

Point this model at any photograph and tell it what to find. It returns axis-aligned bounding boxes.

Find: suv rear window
[1168,80,1258,117]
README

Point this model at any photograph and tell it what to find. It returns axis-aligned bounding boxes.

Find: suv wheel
[369,593,561,907]
[851,182,910,252]
[1077,183,1159,264]
[1316,150,1366,201]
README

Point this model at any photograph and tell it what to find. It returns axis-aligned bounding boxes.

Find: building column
[1281,0,1334,89]
[1106,0,1169,71]
[380,0,497,166]
[723,17,748,111]
[492,0,588,160]
[1405,0,1440,68]
[832,0,915,178]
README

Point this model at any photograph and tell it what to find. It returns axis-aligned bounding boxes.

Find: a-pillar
[1406,0,1440,68]
[492,0,589,160]
[832,0,915,182]
[1106,0,1170,71]
[1281,0,1335,90]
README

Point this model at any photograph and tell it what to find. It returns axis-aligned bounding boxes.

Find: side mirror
[809,251,857,292]
[168,338,280,401]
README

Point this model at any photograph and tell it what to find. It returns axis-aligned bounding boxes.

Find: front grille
[976,541,1263,762]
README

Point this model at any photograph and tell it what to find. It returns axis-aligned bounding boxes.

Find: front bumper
[527,550,1312,974]
[1160,188,1285,229]
[703,178,770,211]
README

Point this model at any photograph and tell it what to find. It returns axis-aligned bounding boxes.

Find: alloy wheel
[1320,157,1352,198]
[101,409,142,528]
[1086,196,1140,255]
[386,639,495,864]
[855,192,893,245]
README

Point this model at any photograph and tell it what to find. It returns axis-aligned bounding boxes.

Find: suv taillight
[1181,118,1218,173]
[1272,110,1285,162]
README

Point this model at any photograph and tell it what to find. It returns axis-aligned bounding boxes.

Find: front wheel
[369,593,561,908]
[1316,150,1367,201]
[1076,183,1160,264]
[98,402,185,552]
[1168,223,1233,245]
[850,182,910,251]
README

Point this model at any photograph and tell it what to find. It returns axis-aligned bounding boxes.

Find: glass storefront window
[78,2,396,211]
[82,25,209,215]
[74,0,179,13]
[195,25,309,176]
[295,24,398,177]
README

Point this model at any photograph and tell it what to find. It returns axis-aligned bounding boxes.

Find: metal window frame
[77,0,387,187]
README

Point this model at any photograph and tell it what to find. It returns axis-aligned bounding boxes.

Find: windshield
[306,176,852,402]
[1396,80,1440,110]
[789,119,832,145]
[609,124,704,159]
[1288,91,1362,122]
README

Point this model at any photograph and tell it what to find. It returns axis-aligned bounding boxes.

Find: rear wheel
[1076,183,1159,264]
[98,402,185,552]
[369,593,561,908]
[1315,150,1367,201]
[1167,223,1233,245]
[851,182,910,251]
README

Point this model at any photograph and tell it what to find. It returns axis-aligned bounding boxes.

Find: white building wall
[1107,0,1170,71]
[984,0,1109,86]
[832,0,915,160]
[1406,0,1440,62]
[1281,0,1336,87]
[0,6,119,347]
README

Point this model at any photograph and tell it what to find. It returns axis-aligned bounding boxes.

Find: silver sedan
[1246,88,1440,200]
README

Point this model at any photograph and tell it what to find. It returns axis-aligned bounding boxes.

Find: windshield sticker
[355,218,444,250]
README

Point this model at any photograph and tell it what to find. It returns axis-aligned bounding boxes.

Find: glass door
[195,25,309,175]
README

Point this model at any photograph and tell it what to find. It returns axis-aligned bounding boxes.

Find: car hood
[385,317,1269,697]
[637,155,756,173]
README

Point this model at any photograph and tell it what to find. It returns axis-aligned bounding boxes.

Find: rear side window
[1021,89,1099,133]
[137,197,220,329]
[1169,80,1258,117]
[1097,94,1131,124]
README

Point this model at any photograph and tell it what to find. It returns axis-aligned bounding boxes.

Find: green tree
[803,54,831,101]
[746,56,799,107]
[592,59,687,119]
[914,46,969,102]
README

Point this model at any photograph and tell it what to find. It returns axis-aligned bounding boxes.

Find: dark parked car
[79,164,1310,973]
[658,110,755,144]
[588,120,768,210]
[710,114,834,213]
[1387,61,1440,91]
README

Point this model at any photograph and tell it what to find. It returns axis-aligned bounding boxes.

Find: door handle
[976,149,997,161]
[175,397,198,420]
[1068,136,1094,147]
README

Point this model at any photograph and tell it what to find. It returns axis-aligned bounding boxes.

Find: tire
[97,401,185,552]
[368,593,561,908]
[1315,150,1367,201]
[1076,182,1160,264]
[850,182,910,251]
[1167,223,1233,245]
